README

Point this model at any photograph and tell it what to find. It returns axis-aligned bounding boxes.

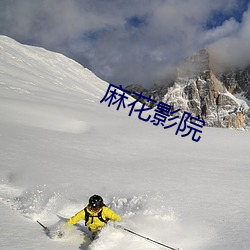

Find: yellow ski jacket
[67,206,121,233]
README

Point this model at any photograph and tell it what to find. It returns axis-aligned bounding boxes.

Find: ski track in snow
[0,179,212,250]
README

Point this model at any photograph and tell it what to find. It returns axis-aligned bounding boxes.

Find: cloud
[0,0,249,87]
[209,4,250,69]
[200,18,240,45]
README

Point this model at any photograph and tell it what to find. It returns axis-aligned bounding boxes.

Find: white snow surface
[0,36,250,250]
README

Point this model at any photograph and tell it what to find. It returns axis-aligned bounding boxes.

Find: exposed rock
[125,83,146,94]
[126,49,250,130]
[217,66,250,100]
[164,49,250,129]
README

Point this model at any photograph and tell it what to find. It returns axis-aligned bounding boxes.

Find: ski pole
[122,227,180,250]
[37,220,48,231]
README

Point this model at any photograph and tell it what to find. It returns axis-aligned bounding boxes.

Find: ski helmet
[89,195,104,210]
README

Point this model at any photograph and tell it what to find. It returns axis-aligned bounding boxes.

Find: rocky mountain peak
[164,49,250,129]
[177,49,210,78]
[126,49,250,130]
[217,66,250,100]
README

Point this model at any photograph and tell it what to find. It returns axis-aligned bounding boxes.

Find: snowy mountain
[127,49,250,130]
[0,36,250,250]
[217,65,250,102]
[164,49,250,129]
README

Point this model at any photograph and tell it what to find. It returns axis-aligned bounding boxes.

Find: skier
[66,194,121,239]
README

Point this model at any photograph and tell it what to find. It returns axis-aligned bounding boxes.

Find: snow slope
[0,36,250,250]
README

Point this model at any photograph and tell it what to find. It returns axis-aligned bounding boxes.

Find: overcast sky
[0,0,249,87]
